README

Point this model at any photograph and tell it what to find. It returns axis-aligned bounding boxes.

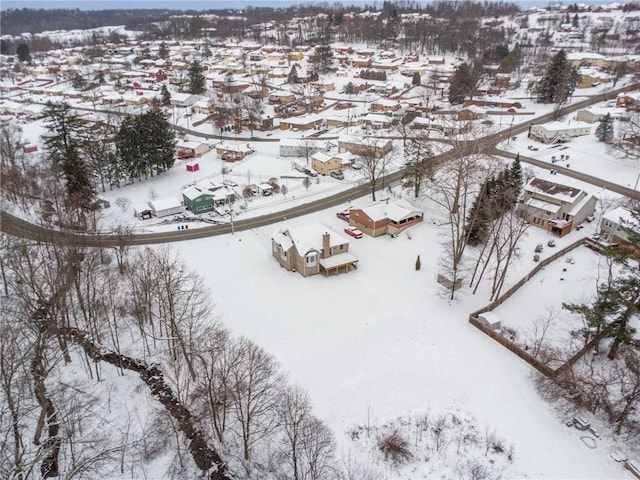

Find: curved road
[2,83,638,246]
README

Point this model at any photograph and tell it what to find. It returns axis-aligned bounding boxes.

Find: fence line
[469,237,590,378]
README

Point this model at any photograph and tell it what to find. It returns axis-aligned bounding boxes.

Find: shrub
[378,429,412,464]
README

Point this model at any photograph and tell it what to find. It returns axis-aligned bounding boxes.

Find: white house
[170,93,201,107]
[517,177,597,237]
[149,198,183,218]
[599,206,640,243]
[529,121,591,144]
[175,140,211,158]
[279,137,329,158]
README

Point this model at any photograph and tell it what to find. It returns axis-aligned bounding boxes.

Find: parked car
[330,170,344,180]
[336,210,350,221]
[585,215,595,222]
[351,163,362,170]
[344,227,364,239]
[304,168,318,177]
[534,243,543,253]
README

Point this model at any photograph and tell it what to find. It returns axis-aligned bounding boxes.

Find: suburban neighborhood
[1,1,640,479]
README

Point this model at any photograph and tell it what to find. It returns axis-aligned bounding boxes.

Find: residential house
[364,113,394,129]
[575,108,605,123]
[170,93,200,107]
[567,52,607,68]
[279,114,323,131]
[175,140,211,158]
[337,134,393,156]
[529,121,591,144]
[271,223,359,277]
[182,186,215,214]
[182,183,236,214]
[279,137,329,158]
[409,117,471,135]
[465,97,516,109]
[599,206,639,244]
[268,91,296,104]
[370,98,401,112]
[352,57,373,68]
[192,99,212,115]
[349,199,424,237]
[311,151,343,175]
[517,177,597,237]
[576,67,611,88]
[216,142,255,159]
[457,105,487,121]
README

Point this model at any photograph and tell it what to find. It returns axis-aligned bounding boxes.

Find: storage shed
[477,311,502,330]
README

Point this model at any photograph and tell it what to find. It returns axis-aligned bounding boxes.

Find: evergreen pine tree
[448,63,474,105]
[16,43,31,63]
[188,60,206,95]
[595,112,614,142]
[465,157,523,246]
[534,50,579,104]
[412,72,421,86]
[288,64,299,84]
[161,84,171,106]
[116,107,176,181]
[345,81,356,95]
[42,101,95,208]
[159,42,169,59]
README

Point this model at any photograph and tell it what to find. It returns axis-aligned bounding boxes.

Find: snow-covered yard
[171,194,634,479]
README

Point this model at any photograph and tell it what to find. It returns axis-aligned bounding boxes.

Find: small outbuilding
[149,198,183,218]
[133,203,154,220]
[477,311,502,330]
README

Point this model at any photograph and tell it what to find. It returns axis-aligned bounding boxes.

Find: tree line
[5,101,176,217]
[0,235,344,479]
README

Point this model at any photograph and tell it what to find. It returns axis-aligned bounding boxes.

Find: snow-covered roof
[524,197,561,214]
[338,134,391,149]
[149,197,182,211]
[176,140,208,150]
[217,142,253,153]
[182,185,210,201]
[311,151,334,163]
[532,120,591,132]
[281,114,323,126]
[280,137,326,148]
[272,223,349,256]
[365,113,393,124]
[567,52,605,60]
[361,199,423,223]
[319,251,359,269]
[568,193,597,216]
[602,206,640,232]
[525,177,585,203]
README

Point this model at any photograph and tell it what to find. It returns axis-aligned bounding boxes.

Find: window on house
[279,247,287,260]
[329,247,334,255]
[306,253,317,265]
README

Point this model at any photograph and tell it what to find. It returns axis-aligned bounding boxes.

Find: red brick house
[349,199,424,237]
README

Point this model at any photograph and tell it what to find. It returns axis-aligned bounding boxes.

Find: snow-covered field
[169,193,634,479]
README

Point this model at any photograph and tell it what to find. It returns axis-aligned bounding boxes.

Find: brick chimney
[322,232,330,259]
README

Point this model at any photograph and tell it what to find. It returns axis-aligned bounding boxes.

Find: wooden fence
[469,238,593,379]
